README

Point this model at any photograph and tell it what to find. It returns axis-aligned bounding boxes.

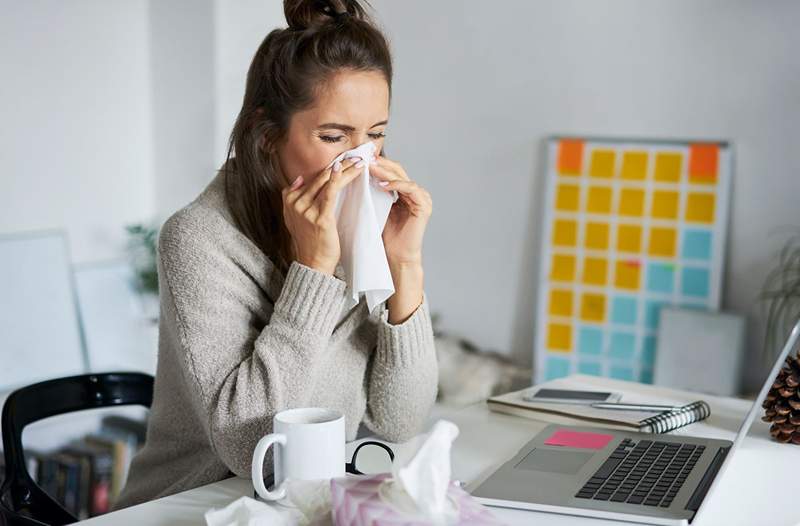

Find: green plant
[761,230,800,363]
[125,223,159,295]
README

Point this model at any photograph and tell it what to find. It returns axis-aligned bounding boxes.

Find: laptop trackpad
[514,448,595,475]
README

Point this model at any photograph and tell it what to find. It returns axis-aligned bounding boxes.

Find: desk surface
[79,376,800,526]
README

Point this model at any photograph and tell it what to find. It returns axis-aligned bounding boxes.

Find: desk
[79,376,800,526]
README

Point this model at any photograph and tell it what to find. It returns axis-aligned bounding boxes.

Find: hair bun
[284,0,369,31]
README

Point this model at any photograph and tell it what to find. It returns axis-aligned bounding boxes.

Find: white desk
[79,376,800,526]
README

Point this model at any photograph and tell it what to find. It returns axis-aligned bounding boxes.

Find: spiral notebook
[487,387,710,434]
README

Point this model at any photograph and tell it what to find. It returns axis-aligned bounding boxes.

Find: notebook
[488,386,710,434]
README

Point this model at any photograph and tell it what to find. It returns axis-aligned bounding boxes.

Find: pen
[590,402,682,412]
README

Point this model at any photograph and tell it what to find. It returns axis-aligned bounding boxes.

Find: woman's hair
[222,0,393,275]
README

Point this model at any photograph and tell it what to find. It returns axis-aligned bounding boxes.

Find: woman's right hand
[281,157,365,275]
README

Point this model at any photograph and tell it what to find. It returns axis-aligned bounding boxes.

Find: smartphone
[522,388,622,405]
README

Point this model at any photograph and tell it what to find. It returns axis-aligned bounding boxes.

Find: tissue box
[330,474,502,525]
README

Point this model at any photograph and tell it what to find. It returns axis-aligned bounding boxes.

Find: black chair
[1,373,154,525]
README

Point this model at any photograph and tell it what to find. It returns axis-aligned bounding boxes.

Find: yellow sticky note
[648,227,677,257]
[589,149,615,178]
[556,184,580,211]
[551,254,576,282]
[686,192,715,223]
[618,188,645,216]
[585,222,609,250]
[654,152,682,182]
[651,190,679,220]
[614,260,641,290]
[587,186,612,214]
[580,293,606,322]
[621,151,648,180]
[553,220,577,247]
[549,289,573,317]
[582,257,607,285]
[547,323,572,351]
[617,224,642,253]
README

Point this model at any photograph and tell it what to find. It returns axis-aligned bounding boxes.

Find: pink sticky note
[544,429,614,450]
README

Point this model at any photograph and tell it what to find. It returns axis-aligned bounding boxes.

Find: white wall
[369,0,800,387]
[0,0,154,264]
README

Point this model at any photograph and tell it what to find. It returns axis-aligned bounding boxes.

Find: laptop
[471,320,800,525]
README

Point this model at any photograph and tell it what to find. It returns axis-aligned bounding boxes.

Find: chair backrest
[0,372,154,525]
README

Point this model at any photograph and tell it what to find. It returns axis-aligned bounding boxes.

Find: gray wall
[370,0,800,386]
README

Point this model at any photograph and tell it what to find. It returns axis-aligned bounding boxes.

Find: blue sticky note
[578,326,603,355]
[639,367,654,384]
[647,263,674,293]
[645,301,666,330]
[611,296,637,325]
[609,332,636,360]
[610,366,634,381]
[682,267,710,298]
[578,361,602,376]
[545,356,571,380]
[683,230,712,261]
[642,336,657,366]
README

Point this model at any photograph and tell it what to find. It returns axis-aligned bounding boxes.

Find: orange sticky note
[558,139,584,176]
[689,143,718,184]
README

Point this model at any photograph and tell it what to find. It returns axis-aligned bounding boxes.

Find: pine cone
[762,354,800,445]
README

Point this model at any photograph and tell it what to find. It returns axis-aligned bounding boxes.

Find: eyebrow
[317,120,388,132]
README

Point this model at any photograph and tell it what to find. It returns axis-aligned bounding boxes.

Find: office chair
[0,373,154,525]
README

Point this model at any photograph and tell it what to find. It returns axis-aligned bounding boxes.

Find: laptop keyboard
[574,438,705,508]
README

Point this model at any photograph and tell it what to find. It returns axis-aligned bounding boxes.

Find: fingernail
[355,160,366,168]
[333,160,342,172]
[291,175,303,188]
[378,181,389,187]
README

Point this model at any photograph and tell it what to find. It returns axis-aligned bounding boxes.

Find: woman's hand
[369,156,433,266]
[281,158,363,275]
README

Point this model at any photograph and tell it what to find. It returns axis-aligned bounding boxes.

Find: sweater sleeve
[157,211,347,478]
[361,292,439,442]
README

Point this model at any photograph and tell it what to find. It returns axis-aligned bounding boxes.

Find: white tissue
[331,141,399,313]
[386,420,460,524]
[205,479,330,526]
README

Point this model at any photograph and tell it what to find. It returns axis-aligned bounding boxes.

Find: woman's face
[274,70,389,187]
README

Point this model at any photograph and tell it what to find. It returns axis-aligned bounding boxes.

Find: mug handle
[252,433,287,501]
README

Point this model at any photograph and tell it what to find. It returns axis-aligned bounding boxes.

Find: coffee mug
[251,407,345,501]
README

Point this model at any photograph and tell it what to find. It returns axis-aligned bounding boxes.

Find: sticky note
[589,149,615,178]
[614,260,641,290]
[545,356,571,380]
[582,257,607,285]
[580,293,606,322]
[689,143,718,184]
[549,289,573,317]
[610,366,635,381]
[584,222,609,250]
[547,323,572,351]
[587,186,612,214]
[556,184,580,211]
[682,229,712,260]
[645,300,666,329]
[553,219,577,247]
[686,192,715,223]
[648,227,677,257]
[578,361,603,376]
[609,332,636,359]
[550,254,576,282]
[545,429,614,450]
[654,152,682,183]
[618,188,645,216]
[558,139,584,176]
[651,190,679,220]
[578,326,603,355]
[682,267,710,298]
[611,296,637,325]
[617,224,642,253]
[640,368,654,384]
[620,151,648,180]
[647,263,675,293]
[642,336,657,366]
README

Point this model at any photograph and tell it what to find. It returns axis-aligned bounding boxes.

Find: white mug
[251,407,345,501]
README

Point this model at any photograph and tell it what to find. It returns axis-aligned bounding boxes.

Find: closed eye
[319,132,386,143]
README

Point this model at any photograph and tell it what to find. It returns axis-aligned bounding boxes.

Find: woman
[114,0,438,509]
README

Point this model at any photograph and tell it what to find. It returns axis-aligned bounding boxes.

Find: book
[488,386,710,433]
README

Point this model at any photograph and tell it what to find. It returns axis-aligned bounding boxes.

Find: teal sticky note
[642,336,657,366]
[639,367,654,384]
[609,332,636,359]
[578,326,603,355]
[682,229,712,260]
[578,360,602,376]
[610,366,634,381]
[682,267,710,297]
[647,263,674,293]
[645,301,666,330]
[545,355,571,380]
[611,296,637,325]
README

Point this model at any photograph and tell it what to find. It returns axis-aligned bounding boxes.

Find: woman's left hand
[369,156,432,265]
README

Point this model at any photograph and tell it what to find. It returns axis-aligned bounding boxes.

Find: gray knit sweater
[114,169,438,509]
